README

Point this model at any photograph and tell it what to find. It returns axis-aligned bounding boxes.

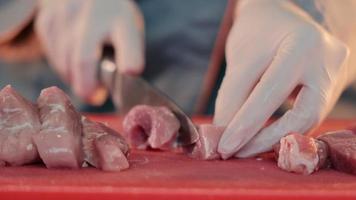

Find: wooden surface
[0,114,355,200]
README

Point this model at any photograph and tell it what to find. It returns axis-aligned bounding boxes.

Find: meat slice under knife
[191,124,225,160]
[33,86,83,169]
[318,130,356,175]
[0,85,40,166]
[275,133,328,175]
[82,117,129,171]
[123,105,180,150]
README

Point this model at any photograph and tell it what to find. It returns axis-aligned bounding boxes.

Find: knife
[98,46,199,146]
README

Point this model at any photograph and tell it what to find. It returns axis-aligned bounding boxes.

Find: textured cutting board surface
[1,114,355,200]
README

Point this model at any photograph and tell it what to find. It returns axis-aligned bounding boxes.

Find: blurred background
[0,0,356,118]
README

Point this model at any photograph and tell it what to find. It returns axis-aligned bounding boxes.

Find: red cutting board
[0,114,355,200]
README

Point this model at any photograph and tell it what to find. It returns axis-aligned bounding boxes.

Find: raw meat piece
[275,133,327,175]
[0,85,40,166]
[123,105,180,150]
[82,117,129,171]
[191,124,224,160]
[95,134,130,172]
[0,160,5,167]
[318,130,356,175]
[33,87,83,169]
[314,139,330,169]
[346,124,356,133]
[274,136,329,174]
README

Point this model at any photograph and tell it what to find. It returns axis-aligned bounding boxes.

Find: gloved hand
[35,0,145,104]
[214,0,354,159]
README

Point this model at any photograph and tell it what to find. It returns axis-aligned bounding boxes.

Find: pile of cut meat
[0,85,129,172]
[2,85,355,176]
[123,104,356,176]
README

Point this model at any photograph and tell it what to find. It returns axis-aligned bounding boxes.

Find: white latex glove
[35,0,144,104]
[214,0,353,159]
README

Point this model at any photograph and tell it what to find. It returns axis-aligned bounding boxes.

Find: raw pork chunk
[33,87,83,169]
[346,124,356,133]
[318,130,356,175]
[95,134,129,171]
[123,105,180,150]
[191,124,224,160]
[82,117,129,171]
[0,85,40,166]
[275,133,328,175]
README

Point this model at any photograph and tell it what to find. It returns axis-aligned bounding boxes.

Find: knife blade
[98,46,199,146]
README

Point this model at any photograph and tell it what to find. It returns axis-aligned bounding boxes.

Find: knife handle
[86,45,117,106]
[98,45,117,90]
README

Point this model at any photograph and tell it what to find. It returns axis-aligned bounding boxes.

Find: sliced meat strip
[318,130,356,175]
[123,105,180,150]
[191,124,224,160]
[33,86,83,169]
[82,117,129,171]
[95,134,130,172]
[0,85,40,166]
[275,133,324,175]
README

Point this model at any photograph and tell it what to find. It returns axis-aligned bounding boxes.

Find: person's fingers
[235,86,327,158]
[55,33,73,83]
[213,64,266,127]
[51,3,76,83]
[71,38,102,102]
[213,25,281,127]
[218,35,305,159]
[35,6,68,80]
[70,8,103,102]
[111,2,144,75]
[55,0,83,84]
